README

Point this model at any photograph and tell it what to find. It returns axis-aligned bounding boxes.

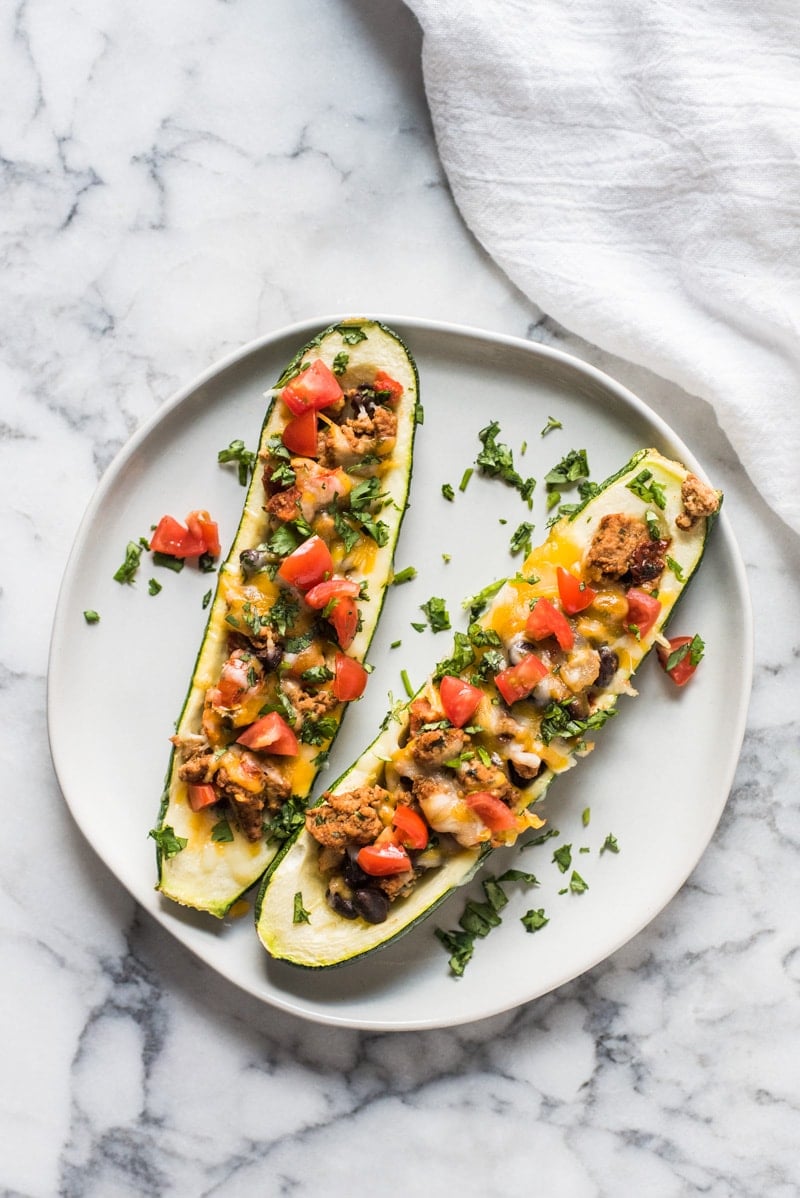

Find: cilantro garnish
[510,520,534,557]
[83,610,100,624]
[475,421,535,505]
[152,552,184,573]
[335,324,367,345]
[569,870,589,894]
[435,928,474,977]
[218,438,257,486]
[148,825,187,859]
[626,468,666,510]
[540,416,562,436]
[400,669,414,699]
[301,665,335,685]
[266,592,299,636]
[113,540,144,585]
[148,578,162,596]
[210,818,234,844]
[421,596,451,633]
[293,892,311,924]
[521,909,549,932]
[433,632,476,680]
[436,871,541,976]
[267,525,299,558]
[463,578,506,621]
[350,477,385,511]
[441,483,455,501]
[552,843,573,873]
[333,510,360,553]
[666,555,685,581]
[332,351,349,376]
[539,700,615,745]
[299,715,339,746]
[601,833,620,854]
[459,467,473,492]
[545,448,589,488]
[265,795,308,844]
[391,566,417,586]
[666,634,705,671]
[582,807,591,827]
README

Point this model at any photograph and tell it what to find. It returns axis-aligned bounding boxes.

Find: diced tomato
[439,675,483,728]
[525,597,574,651]
[494,653,548,705]
[657,635,704,687]
[625,588,662,638]
[372,370,404,404]
[236,711,298,755]
[282,409,318,457]
[277,535,333,590]
[333,652,368,701]
[210,651,259,709]
[326,595,359,649]
[187,783,218,812]
[556,567,597,615]
[186,510,220,557]
[150,514,206,558]
[392,804,429,850]
[303,576,361,609]
[281,359,343,415]
[464,791,516,832]
[357,841,412,876]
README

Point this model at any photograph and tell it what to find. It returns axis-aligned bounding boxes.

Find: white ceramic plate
[48,316,752,1031]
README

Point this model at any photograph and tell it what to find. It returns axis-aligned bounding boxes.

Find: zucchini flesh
[155,320,419,917]
[256,449,720,966]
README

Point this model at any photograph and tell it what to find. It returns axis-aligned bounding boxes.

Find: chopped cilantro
[601,833,620,854]
[552,843,573,873]
[435,928,474,977]
[293,892,311,924]
[520,827,560,850]
[421,596,451,633]
[400,669,414,699]
[202,589,212,609]
[332,351,349,376]
[459,467,473,492]
[463,578,506,621]
[210,818,234,844]
[545,448,589,488]
[148,578,162,596]
[541,416,562,436]
[83,610,100,624]
[148,825,187,859]
[414,403,425,425]
[467,622,502,648]
[335,324,367,345]
[153,552,184,573]
[218,438,256,486]
[199,552,217,574]
[266,592,299,636]
[521,908,549,932]
[645,510,662,541]
[498,868,539,885]
[113,540,144,585]
[299,715,339,746]
[539,700,616,745]
[666,634,705,671]
[569,870,589,894]
[392,566,417,586]
[510,520,534,557]
[476,421,535,505]
[434,632,475,680]
[411,621,427,633]
[666,555,685,581]
[390,639,401,649]
[441,483,455,501]
[333,510,360,553]
[582,807,591,827]
[301,665,335,685]
[350,477,385,511]
[265,795,308,844]
[267,525,300,558]
[626,468,666,510]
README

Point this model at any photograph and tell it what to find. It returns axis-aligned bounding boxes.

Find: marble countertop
[3,1,798,1194]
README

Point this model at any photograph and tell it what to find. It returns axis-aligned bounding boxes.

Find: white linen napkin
[404,0,800,535]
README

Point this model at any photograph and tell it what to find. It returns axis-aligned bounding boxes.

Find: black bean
[239,548,271,579]
[327,889,358,919]
[353,888,390,924]
[596,646,619,690]
[343,854,370,890]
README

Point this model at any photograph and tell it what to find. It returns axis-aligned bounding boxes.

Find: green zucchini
[255,448,721,966]
[155,319,419,917]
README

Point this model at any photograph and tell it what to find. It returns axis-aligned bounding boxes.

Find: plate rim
[47,314,754,1031]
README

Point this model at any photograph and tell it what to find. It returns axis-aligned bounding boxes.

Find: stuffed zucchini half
[155,320,419,917]
[256,448,721,966]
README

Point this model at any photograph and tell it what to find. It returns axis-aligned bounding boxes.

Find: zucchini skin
[256,448,720,967]
[155,320,419,917]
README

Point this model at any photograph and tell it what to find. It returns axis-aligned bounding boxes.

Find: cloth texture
[404,0,800,534]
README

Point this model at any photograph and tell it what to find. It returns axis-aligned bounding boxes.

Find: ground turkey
[585,513,650,581]
[676,474,720,529]
[215,749,291,841]
[306,786,387,847]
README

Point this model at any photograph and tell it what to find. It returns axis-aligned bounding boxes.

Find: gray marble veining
[2,1,798,1195]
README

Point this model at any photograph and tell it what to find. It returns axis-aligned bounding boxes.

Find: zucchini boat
[154,319,419,917]
[256,448,721,966]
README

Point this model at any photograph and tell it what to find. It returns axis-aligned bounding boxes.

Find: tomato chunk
[357,841,411,876]
[439,675,483,728]
[236,711,298,755]
[150,514,205,558]
[494,653,548,705]
[209,651,260,710]
[282,409,318,457]
[465,791,516,832]
[372,370,404,404]
[326,595,359,649]
[186,510,220,557]
[333,652,368,701]
[657,635,704,687]
[625,588,662,638]
[525,597,574,651]
[281,359,343,415]
[277,535,334,590]
[392,804,429,850]
[304,577,361,609]
[187,783,218,812]
[556,567,597,615]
